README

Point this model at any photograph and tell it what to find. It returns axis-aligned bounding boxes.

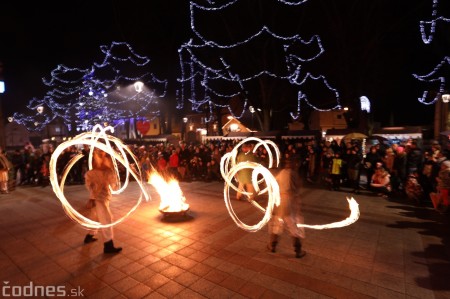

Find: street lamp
[134,81,144,93]
[442,93,450,103]
[181,117,188,141]
[249,106,255,130]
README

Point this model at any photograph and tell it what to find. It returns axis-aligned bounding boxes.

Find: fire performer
[267,158,306,258]
[0,149,13,194]
[235,143,259,201]
[83,149,123,254]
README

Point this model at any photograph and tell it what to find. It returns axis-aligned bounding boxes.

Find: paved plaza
[0,180,449,298]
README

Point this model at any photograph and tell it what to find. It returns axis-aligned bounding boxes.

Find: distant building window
[55,127,61,133]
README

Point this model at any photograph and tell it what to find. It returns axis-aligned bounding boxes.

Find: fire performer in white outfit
[267,158,306,258]
[83,149,122,254]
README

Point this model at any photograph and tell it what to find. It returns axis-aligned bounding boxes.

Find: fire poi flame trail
[220,137,360,232]
[296,197,360,229]
[49,125,149,229]
[220,137,281,232]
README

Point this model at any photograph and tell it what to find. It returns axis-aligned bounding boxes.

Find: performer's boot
[293,237,306,258]
[267,234,278,253]
[84,234,98,244]
[104,240,122,254]
[0,182,8,194]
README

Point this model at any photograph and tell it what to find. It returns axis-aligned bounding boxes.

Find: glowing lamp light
[183,117,188,123]
[229,123,239,131]
[37,106,44,114]
[7,117,13,122]
[134,81,144,93]
[360,96,371,113]
[442,94,450,103]
[197,128,207,135]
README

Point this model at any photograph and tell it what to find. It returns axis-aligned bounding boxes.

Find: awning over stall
[372,127,422,140]
[280,130,321,140]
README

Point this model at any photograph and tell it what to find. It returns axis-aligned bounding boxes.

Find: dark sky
[0,0,448,128]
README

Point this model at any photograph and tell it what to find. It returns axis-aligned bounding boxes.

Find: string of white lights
[413,56,449,105]
[11,42,167,132]
[177,0,341,121]
[414,0,449,104]
[419,0,450,44]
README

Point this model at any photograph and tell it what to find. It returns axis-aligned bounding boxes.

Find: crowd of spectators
[1,137,449,213]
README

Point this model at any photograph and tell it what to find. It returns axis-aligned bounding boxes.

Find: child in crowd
[370,167,392,198]
[430,160,450,213]
[330,152,343,191]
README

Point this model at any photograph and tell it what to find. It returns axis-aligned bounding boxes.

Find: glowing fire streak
[223,162,279,232]
[221,137,360,232]
[148,172,189,213]
[220,137,280,198]
[49,125,150,229]
[296,197,360,229]
[221,138,281,232]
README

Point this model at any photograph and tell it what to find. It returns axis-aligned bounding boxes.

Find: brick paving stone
[1,181,449,298]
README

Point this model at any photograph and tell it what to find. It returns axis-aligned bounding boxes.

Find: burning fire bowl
[159,207,190,220]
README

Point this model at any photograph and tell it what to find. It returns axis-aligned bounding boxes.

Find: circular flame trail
[221,137,360,232]
[49,125,150,229]
[220,137,281,232]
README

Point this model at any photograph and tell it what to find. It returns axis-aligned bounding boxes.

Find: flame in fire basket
[148,172,189,213]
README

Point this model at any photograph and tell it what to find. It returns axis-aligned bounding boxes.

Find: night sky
[0,0,448,128]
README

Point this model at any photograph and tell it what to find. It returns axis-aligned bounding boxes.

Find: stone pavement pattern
[0,181,449,298]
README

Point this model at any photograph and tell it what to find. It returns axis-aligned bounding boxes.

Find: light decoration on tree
[177,0,341,123]
[419,0,450,44]
[414,0,449,105]
[413,56,450,105]
[12,42,167,132]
